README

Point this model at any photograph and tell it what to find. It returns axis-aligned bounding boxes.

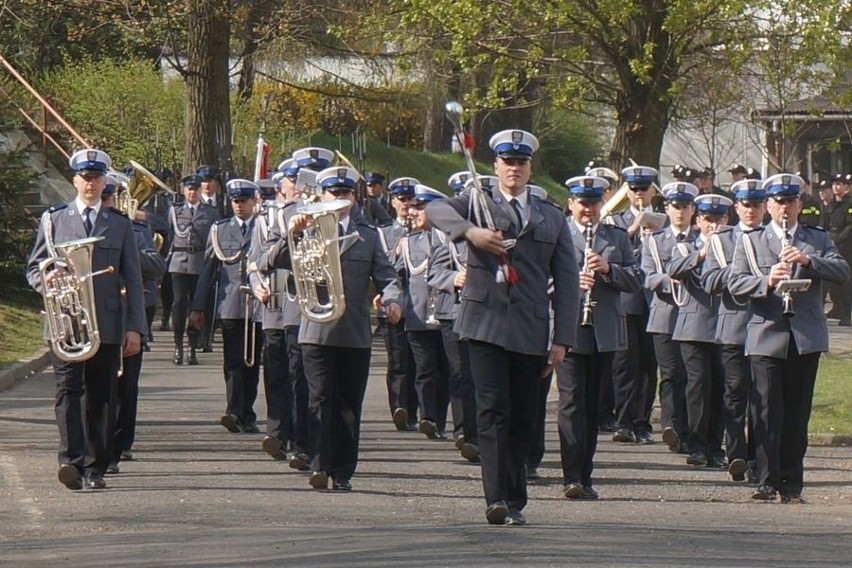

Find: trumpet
[580,221,596,327]
[780,212,795,317]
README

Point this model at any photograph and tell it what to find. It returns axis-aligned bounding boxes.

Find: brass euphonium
[580,221,596,327]
[39,236,114,362]
[288,200,351,323]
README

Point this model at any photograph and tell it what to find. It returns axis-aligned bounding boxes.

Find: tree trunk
[609,99,670,171]
[184,0,231,174]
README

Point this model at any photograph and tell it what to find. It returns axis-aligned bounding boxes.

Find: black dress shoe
[392,407,409,431]
[562,482,585,499]
[57,464,82,490]
[332,479,352,491]
[506,508,527,526]
[598,418,618,433]
[460,443,480,463]
[581,486,599,500]
[289,452,311,471]
[454,434,466,450]
[636,430,654,444]
[403,422,418,432]
[751,484,777,501]
[160,319,172,332]
[106,462,120,475]
[262,436,287,460]
[188,348,199,366]
[202,346,214,353]
[485,500,509,525]
[142,343,151,353]
[661,427,680,452]
[83,473,107,490]
[707,455,727,469]
[309,471,329,489]
[220,414,242,433]
[728,458,747,481]
[780,493,807,505]
[526,466,539,481]
[612,428,636,443]
[242,422,260,434]
[418,419,439,439]
[173,347,184,366]
[121,450,134,461]
[686,452,708,466]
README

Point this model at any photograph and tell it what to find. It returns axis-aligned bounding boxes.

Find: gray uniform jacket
[133,221,166,309]
[667,236,719,343]
[141,191,172,236]
[426,229,467,321]
[167,202,220,275]
[642,226,701,335]
[395,230,439,331]
[728,224,850,358]
[426,191,579,356]
[377,220,408,318]
[250,202,302,330]
[568,222,641,354]
[700,225,750,346]
[27,203,146,344]
[266,208,403,349]
[192,216,256,321]
[610,208,654,314]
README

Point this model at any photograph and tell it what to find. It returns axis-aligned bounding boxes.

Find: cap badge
[87,150,97,162]
[511,130,523,145]
[337,168,347,179]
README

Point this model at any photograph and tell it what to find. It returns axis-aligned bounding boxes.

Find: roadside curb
[809,433,852,447]
[0,348,50,392]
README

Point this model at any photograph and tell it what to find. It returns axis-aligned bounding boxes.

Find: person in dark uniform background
[190,179,261,434]
[167,174,221,365]
[365,171,394,225]
[426,129,579,526]
[26,148,146,491]
[136,167,175,336]
[729,173,850,502]
[826,173,852,326]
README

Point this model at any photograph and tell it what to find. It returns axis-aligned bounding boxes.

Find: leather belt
[172,246,198,253]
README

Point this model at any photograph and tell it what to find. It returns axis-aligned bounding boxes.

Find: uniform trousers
[467,340,544,511]
[612,313,657,434]
[440,321,478,445]
[653,333,688,437]
[750,337,820,496]
[720,344,754,463]
[159,271,173,324]
[528,371,553,471]
[170,273,198,347]
[262,328,291,445]
[679,341,724,458]
[220,319,261,426]
[378,318,418,422]
[597,360,616,427]
[407,329,450,432]
[287,326,309,454]
[113,350,143,463]
[557,349,614,488]
[301,344,372,481]
[52,344,120,476]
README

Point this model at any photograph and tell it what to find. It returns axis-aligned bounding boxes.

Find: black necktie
[511,199,523,228]
[338,223,345,237]
[241,222,247,237]
[189,206,195,220]
[676,233,685,242]
[83,207,93,235]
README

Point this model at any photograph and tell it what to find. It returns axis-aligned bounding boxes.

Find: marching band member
[364,171,394,226]
[609,165,660,444]
[137,166,174,336]
[189,180,261,434]
[26,149,145,490]
[196,165,228,351]
[167,174,220,365]
[265,166,403,491]
[642,183,700,454]
[377,177,420,431]
[729,174,849,502]
[667,194,731,468]
[396,185,451,440]
[558,175,642,500]
[700,180,767,481]
[426,129,579,526]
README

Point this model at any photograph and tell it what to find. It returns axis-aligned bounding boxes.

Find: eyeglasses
[629,186,651,192]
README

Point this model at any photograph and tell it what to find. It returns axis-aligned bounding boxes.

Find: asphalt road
[1,337,850,567]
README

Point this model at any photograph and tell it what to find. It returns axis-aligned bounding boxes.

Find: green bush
[536,109,606,184]
[0,147,39,264]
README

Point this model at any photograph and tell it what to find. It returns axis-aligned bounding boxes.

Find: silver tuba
[39,236,114,362]
[288,200,351,323]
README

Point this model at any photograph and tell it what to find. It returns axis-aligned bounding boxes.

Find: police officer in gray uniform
[266,166,403,492]
[397,185,451,440]
[558,175,642,500]
[27,149,146,490]
[426,129,579,526]
[168,174,220,365]
[668,194,731,468]
[642,183,701,453]
[729,173,849,501]
[700,179,767,481]
[190,179,261,434]
[377,178,420,431]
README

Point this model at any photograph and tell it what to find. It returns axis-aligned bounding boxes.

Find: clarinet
[580,221,596,327]
[780,212,795,317]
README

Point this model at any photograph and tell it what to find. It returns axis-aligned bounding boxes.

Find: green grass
[307,132,570,204]
[811,355,852,436]
[0,264,44,369]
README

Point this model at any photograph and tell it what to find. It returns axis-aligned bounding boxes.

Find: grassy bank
[810,355,852,436]
[0,264,43,368]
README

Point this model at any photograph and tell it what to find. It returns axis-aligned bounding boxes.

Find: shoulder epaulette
[199,201,217,210]
[283,201,299,209]
[540,198,562,211]
[715,224,734,234]
[651,228,667,236]
[214,217,230,225]
[606,224,627,233]
[48,204,68,213]
[132,220,148,228]
[802,224,826,232]
[356,220,377,231]
[109,207,128,218]
[748,225,765,232]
